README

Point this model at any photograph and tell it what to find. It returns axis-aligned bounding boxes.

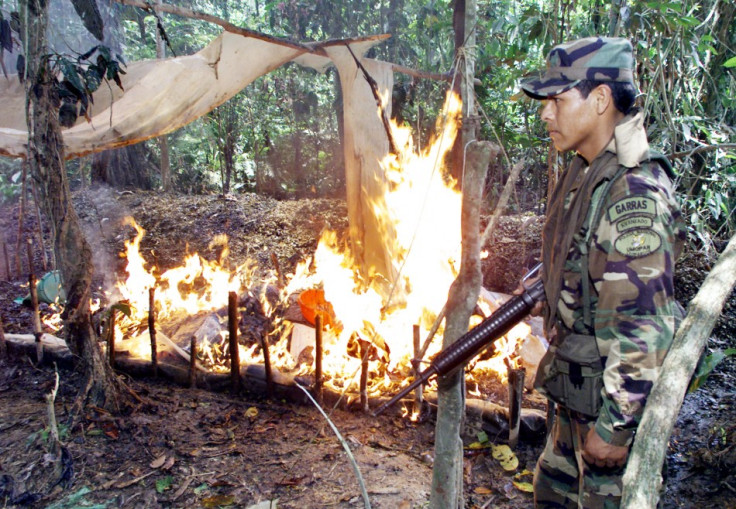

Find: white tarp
[0,32,307,158]
[0,30,397,278]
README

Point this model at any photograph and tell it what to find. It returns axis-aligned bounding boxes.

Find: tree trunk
[429,3,479,506]
[430,141,492,509]
[90,144,155,189]
[621,233,736,507]
[22,0,121,412]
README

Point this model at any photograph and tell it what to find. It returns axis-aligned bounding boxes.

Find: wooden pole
[261,324,273,398]
[314,314,323,403]
[270,252,284,288]
[1,239,9,280]
[15,161,27,277]
[189,336,197,388]
[360,340,369,412]
[26,238,34,277]
[228,291,240,393]
[108,309,116,369]
[29,273,43,363]
[0,313,7,359]
[413,324,424,413]
[506,359,525,448]
[148,287,158,377]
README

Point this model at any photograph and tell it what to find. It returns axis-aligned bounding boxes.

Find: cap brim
[521,73,580,100]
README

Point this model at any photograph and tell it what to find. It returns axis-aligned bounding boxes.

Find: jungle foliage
[0,0,734,244]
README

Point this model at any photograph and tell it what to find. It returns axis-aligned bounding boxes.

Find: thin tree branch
[112,0,309,51]
[480,159,525,248]
[344,43,398,154]
[669,143,736,161]
[295,382,372,509]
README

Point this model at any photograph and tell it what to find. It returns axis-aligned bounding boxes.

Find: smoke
[75,184,133,297]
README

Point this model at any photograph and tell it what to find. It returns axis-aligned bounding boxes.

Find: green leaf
[84,66,103,93]
[0,18,12,52]
[70,0,104,41]
[45,486,109,509]
[193,483,209,495]
[724,56,736,68]
[689,349,736,392]
[58,58,85,97]
[155,476,174,493]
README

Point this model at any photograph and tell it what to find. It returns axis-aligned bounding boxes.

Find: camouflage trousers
[533,405,625,508]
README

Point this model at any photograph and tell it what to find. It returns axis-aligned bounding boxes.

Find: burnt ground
[0,185,734,508]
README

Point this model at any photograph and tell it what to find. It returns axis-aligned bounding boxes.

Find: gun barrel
[371,365,437,417]
[372,278,544,416]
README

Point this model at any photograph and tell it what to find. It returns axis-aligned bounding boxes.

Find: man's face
[540,87,599,157]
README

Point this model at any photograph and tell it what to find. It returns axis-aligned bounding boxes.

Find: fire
[107,90,531,399]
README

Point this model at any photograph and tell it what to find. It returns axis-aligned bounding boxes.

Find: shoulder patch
[614,229,662,258]
[608,196,657,223]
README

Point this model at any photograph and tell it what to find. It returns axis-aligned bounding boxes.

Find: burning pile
[106,92,537,404]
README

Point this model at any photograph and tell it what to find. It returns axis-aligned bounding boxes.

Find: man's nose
[540,101,553,122]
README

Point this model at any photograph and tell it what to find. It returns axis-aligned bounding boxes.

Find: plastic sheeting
[0,31,397,279]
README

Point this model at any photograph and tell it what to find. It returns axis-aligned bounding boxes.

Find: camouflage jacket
[546,111,686,446]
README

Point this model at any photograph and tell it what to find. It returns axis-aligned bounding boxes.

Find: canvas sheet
[0,32,307,158]
[0,31,397,279]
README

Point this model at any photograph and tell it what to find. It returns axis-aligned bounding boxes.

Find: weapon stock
[372,265,544,417]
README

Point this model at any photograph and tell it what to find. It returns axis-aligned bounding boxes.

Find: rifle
[372,263,544,416]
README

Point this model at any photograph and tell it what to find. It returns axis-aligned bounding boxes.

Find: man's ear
[592,84,614,115]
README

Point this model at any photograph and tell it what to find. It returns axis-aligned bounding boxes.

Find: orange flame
[108,91,533,395]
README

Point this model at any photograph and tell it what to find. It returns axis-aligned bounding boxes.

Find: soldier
[520,37,686,507]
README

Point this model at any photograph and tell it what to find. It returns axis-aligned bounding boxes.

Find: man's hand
[581,427,628,468]
[512,276,545,316]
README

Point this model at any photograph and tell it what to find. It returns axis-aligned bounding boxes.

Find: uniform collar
[601,108,650,168]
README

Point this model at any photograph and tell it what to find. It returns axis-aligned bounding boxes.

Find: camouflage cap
[521,37,635,99]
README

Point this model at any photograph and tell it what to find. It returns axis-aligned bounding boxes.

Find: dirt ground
[0,186,735,508]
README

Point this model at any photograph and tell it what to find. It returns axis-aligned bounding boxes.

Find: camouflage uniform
[521,37,686,508]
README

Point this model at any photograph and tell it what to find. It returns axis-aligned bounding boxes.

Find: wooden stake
[412,324,423,413]
[26,238,34,276]
[506,359,525,448]
[314,314,323,403]
[108,309,116,369]
[261,326,273,399]
[360,340,369,412]
[29,273,43,364]
[228,291,240,393]
[0,313,7,358]
[270,252,284,288]
[1,239,9,280]
[15,161,27,277]
[148,287,158,377]
[189,336,197,388]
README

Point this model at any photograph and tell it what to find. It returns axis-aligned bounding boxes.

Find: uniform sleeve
[587,166,684,446]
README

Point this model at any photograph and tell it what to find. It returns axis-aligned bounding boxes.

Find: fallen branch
[622,232,736,508]
[295,382,372,509]
[46,369,61,458]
